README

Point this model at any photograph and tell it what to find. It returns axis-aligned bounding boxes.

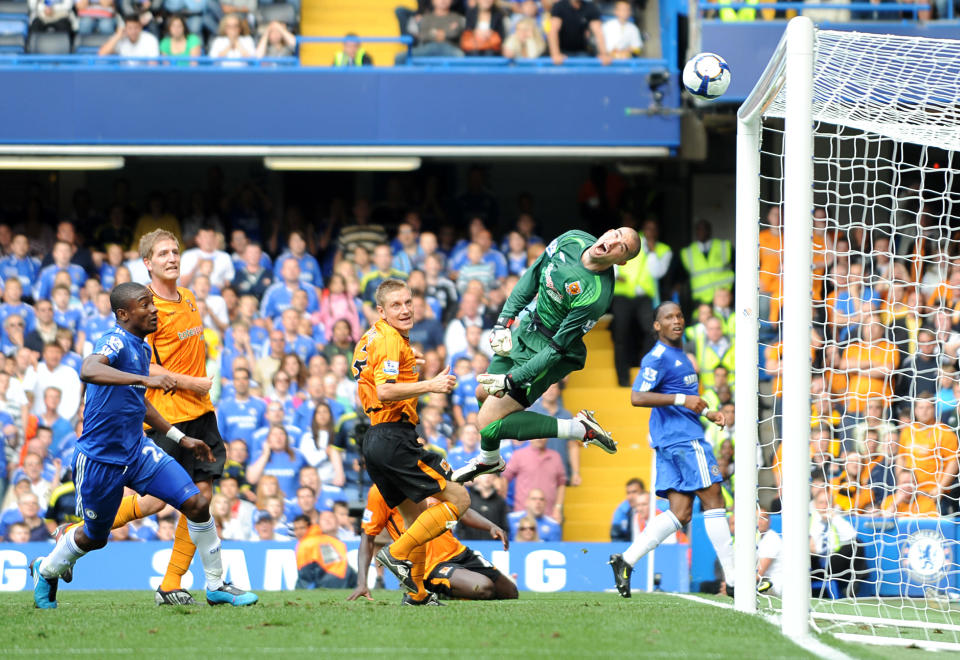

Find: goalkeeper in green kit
[453,227,642,483]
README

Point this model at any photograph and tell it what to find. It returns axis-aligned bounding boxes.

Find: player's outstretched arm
[458,507,509,550]
[498,247,548,322]
[346,533,377,601]
[147,362,212,395]
[631,390,711,416]
[81,354,176,393]
[376,366,456,402]
[144,398,216,462]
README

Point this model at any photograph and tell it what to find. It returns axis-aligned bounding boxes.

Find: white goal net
[736,19,960,651]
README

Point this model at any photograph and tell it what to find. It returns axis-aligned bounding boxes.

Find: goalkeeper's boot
[30,557,58,609]
[376,545,418,594]
[608,553,632,598]
[452,456,506,484]
[156,587,198,606]
[206,582,259,607]
[402,592,445,606]
[51,524,75,583]
[757,577,773,594]
[577,410,618,454]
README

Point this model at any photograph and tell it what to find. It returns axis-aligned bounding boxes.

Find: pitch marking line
[669,593,853,660]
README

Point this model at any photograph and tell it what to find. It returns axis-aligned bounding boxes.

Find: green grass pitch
[0,589,933,659]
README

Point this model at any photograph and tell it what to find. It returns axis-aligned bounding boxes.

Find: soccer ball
[682,52,731,100]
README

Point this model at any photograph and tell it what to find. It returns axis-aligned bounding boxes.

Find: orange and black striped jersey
[145,286,214,424]
[353,319,419,426]
[361,485,464,574]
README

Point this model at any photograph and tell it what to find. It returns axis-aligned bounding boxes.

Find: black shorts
[426,547,503,597]
[148,410,226,483]
[361,421,451,509]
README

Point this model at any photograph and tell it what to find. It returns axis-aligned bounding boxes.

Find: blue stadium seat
[27,31,70,55]
[0,31,24,53]
[73,32,111,54]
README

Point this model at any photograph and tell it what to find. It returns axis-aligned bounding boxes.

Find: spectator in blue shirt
[447,421,482,473]
[251,400,304,456]
[294,375,345,431]
[275,230,324,290]
[610,477,646,542]
[0,278,36,333]
[391,218,424,275]
[0,315,26,356]
[230,228,273,275]
[278,308,317,365]
[507,489,561,542]
[98,243,126,291]
[51,285,83,334]
[55,328,82,374]
[40,221,96,277]
[76,290,115,353]
[217,367,268,447]
[0,235,40,295]
[260,259,320,320]
[408,293,445,352]
[247,425,309,497]
[36,386,72,449]
[233,242,273,299]
[35,240,88,300]
[504,230,529,275]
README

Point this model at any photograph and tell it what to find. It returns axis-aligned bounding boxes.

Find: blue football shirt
[633,341,704,448]
[77,325,151,465]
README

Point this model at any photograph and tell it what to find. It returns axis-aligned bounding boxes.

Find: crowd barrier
[0,541,690,593]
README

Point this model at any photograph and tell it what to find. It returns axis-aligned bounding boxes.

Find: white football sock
[186,516,224,591]
[40,525,86,579]
[556,418,587,439]
[623,510,682,567]
[703,508,735,587]
[481,449,501,464]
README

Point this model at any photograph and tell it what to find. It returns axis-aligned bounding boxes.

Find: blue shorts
[655,438,722,497]
[73,437,200,541]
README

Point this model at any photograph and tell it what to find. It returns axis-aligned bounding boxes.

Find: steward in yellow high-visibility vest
[611,220,672,387]
[333,34,373,67]
[694,316,735,391]
[718,0,758,22]
[681,221,734,305]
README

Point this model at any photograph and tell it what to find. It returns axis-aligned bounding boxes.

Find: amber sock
[160,515,197,592]
[391,502,460,560]
[112,495,143,529]
[408,545,429,599]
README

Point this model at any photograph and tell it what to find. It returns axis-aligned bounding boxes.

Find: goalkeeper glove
[478,373,514,398]
[489,319,513,357]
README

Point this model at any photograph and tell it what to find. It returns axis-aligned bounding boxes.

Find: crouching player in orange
[348,483,518,604]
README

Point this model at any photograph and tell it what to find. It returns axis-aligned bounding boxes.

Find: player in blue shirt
[30,282,257,610]
[608,302,735,598]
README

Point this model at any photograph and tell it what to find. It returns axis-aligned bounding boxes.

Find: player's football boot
[451,456,506,483]
[30,557,58,609]
[51,524,76,583]
[401,592,445,606]
[376,546,418,593]
[577,410,618,454]
[206,582,259,607]
[757,577,772,594]
[725,585,735,598]
[608,553,632,598]
[155,587,198,605]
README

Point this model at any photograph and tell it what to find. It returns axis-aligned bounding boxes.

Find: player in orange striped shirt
[353,278,471,603]
[347,483,515,604]
[66,229,231,605]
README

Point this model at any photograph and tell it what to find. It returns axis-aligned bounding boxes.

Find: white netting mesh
[755,28,960,649]
[765,30,960,152]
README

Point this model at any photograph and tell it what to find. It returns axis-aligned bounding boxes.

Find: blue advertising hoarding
[0,541,690,594]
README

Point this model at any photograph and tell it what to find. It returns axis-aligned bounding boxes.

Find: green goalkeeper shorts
[487,314,587,408]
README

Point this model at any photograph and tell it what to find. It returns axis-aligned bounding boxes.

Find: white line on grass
[668,593,853,660]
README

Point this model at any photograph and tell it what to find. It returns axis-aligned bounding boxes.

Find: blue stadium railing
[697,1,942,19]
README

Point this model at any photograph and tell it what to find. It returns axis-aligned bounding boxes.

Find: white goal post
[735,17,960,649]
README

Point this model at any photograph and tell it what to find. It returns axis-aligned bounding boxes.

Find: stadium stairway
[561,317,652,541]
[299,0,414,66]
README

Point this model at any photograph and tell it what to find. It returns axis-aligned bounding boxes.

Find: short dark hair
[626,477,646,491]
[293,514,311,525]
[110,282,149,314]
[654,301,681,321]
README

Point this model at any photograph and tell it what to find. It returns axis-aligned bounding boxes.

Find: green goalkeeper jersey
[499,230,615,385]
